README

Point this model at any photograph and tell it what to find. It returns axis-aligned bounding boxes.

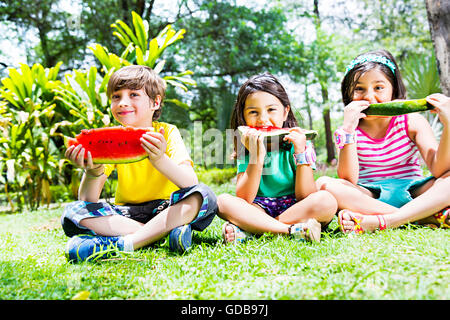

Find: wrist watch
[293,147,316,166]
[334,127,356,149]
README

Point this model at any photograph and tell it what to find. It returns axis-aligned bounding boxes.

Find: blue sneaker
[65,235,124,262]
[169,224,192,253]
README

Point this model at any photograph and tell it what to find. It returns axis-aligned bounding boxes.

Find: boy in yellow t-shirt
[62,65,217,262]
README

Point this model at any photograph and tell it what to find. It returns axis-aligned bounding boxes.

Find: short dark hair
[341,49,407,106]
[107,65,166,120]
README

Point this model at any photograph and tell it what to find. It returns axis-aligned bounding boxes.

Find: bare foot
[223,224,236,243]
[416,208,450,228]
[339,210,383,234]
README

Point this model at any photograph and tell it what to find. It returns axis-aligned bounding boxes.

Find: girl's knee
[316,176,333,190]
[316,176,341,191]
[217,194,232,217]
[309,190,338,213]
[436,171,450,184]
[217,194,232,208]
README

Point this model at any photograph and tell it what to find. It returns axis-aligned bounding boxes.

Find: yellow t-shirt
[103,122,193,205]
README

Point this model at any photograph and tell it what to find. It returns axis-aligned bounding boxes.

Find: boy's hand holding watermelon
[65,143,105,178]
[140,127,167,163]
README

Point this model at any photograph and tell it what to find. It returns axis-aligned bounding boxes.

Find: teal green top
[237,144,297,198]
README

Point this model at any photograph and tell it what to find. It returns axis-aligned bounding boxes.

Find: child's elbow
[337,171,358,185]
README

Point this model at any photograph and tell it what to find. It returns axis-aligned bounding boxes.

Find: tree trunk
[321,86,335,163]
[314,0,335,163]
[425,0,450,96]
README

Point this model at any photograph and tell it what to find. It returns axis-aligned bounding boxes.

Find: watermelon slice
[66,126,151,164]
[237,126,317,143]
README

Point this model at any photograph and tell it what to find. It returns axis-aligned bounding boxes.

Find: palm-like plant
[0,63,62,211]
[57,11,195,133]
[402,52,442,139]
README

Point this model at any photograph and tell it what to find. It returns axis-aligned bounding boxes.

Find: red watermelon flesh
[66,126,151,164]
[248,125,287,132]
[238,126,317,140]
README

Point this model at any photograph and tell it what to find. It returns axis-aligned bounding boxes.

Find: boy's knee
[174,183,218,231]
[61,200,89,237]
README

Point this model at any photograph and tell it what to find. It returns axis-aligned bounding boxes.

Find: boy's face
[110,88,160,128]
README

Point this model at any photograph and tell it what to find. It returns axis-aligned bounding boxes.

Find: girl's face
[110,88,160,127]
[243,91,289,128]
[352,69,393,104]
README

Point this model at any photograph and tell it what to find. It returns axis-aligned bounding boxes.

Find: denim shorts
[253,194,297,218]
[61,183,218,237]
[358,177,434,208]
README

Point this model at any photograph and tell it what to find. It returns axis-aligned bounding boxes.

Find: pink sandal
[338,209,387,235]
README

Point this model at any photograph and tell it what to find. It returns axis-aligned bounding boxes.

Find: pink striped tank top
[356,115,423,184]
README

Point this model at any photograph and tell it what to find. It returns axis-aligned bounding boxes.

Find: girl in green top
[217,73,337,243]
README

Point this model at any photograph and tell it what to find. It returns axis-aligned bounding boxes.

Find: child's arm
[337,101,370,184]
[235,130,265,203]
[284,128,317,200]
[65,144,107,202]
[141,128,198,188]
[410,93,450,177]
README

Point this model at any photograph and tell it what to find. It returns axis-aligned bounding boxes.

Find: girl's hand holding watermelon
[426,93,450,126]
[283,127,307,154]
[342,100,369,133]
[240,127,266,165]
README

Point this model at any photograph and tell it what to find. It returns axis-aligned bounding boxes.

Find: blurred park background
[0,0,446,211]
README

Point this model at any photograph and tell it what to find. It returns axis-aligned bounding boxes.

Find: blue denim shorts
[61,183,217,237]
[358,177,434,208]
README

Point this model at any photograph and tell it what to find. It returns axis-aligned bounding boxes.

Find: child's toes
[225,226,235,242]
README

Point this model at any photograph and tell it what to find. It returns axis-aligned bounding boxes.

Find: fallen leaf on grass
[71,291,90,300]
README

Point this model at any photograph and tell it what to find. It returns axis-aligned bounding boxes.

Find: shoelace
[79,238,123,262]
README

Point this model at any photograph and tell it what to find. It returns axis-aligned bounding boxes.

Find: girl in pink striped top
[317,49,450,233]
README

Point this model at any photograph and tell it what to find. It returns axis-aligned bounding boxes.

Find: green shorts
[358,177,434,208]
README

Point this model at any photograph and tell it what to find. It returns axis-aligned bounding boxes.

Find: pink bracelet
[293,143,317,166]
[334,127,356,149]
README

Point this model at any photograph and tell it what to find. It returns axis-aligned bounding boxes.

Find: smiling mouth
[118,111,134,115]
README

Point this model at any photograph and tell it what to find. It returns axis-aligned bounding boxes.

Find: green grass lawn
[0,181,449,300]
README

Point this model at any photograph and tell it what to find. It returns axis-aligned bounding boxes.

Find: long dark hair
[230,73,299,159]
[230,72,298,130]
[341,49,407,106]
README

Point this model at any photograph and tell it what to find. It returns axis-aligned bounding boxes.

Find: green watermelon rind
[364,98,434,116]
[89,154,149,164]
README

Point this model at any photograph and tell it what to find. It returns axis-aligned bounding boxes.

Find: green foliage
[0,63,63,211]
[178,2,304,130]
[90,12,195,92]
[0,11,196,211]
[402,52,441,99]
[54,66,114,132]
[196,167,236,185]
[402,52,442,139]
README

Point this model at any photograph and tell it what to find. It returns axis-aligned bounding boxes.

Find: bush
[196,167,236,185]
